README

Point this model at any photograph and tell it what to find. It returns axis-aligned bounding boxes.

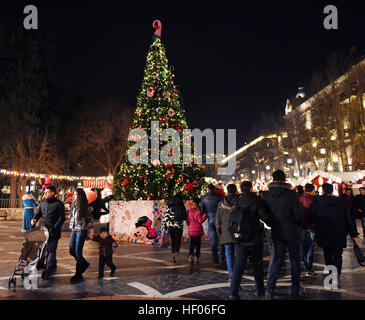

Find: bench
[0,209,7,220]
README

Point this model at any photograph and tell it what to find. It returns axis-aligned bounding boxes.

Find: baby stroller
[8,226,49,290]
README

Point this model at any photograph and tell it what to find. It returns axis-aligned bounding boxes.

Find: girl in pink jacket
[186,200,207,264]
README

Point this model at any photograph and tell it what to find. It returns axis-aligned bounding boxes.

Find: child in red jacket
[186,199,207,265]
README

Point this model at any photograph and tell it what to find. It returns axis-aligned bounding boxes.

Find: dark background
[1,1,364,147]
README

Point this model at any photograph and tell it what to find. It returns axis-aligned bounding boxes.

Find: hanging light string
[0,168,113,182]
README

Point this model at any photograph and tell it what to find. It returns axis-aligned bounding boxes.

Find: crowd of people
[19,173,365,299]
[196,170,364,300]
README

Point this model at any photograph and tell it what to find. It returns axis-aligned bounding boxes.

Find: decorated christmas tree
[113,20,206,201]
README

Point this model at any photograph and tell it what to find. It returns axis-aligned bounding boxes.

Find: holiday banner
[109,200,208,245]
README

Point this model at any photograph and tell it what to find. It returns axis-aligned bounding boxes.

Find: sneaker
[188,255,194,265]
[70,274,84,284]
[229,294,240,300]
[265,288,279,300]
[194,256,199,264]
[110,266,116,277]
[307,270,318,277]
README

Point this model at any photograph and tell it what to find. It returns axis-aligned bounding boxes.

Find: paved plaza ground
[1,219,365,300]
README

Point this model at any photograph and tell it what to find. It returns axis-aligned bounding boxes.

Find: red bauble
[123,179,129,187]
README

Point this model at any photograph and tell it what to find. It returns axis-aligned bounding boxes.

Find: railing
[0,198,21,208]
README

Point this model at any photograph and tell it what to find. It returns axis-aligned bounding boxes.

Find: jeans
[47,236,59,270]
[264,228,274,271]
[301,229,316,272]
[352,216,358,234]
[267,239,301,293]
[230,244,264,296]
[189,237,201,257]
[225,243,235,276]
[69,229,88,275]
[169,227,183,253]
[208,222,225,264]
[360,217,365,235]
[99,255,116,277]
[323,247,343,278]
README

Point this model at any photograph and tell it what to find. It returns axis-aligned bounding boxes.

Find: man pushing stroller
[32,186,65,279]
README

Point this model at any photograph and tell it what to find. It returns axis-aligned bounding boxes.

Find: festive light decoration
[0,168,112,182]
[114,20,206,201]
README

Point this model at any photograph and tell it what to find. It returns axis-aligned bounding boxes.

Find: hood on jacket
[188,206,201,215]
[238,192,258,209]
[268,181,292,197]
[22,193,35,201]
[316,194,342,207]
[223,193,239,206]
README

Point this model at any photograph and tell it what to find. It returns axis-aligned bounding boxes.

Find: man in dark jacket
[228,181,272,300]
[341,188,358,236]
[309,183,357,286]
[263,170,303,300]
[355,187,365,236]
[216,184,239,279]
[32,185,65,279]
[200,184,224,266]
[299,183,317,276]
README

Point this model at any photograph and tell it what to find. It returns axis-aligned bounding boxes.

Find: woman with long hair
[163,194,187,264]
[69,188,94,283]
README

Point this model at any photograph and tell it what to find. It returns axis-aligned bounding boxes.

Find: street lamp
[287,159,293,164]
[266,165,270,170]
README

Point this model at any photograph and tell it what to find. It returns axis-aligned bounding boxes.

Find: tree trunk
[10,176,17,208]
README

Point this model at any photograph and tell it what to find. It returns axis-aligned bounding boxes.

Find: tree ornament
[163,91,170,99]
[168,108,175,117]
[153,20,162,37]
[147,89,154,97]
[152,159,161,166]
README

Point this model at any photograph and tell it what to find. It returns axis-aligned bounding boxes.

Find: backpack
[229,197,257,243]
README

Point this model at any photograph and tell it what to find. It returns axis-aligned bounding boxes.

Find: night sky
[1,1,365,148]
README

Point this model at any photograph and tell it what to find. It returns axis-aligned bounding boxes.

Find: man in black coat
[263,170,303,300]
[355,187,365,236]
[309,183,357,286]
[200,183,224,266]
[32,185,65,279]
[228,181,272,300]
[340,188,358,236]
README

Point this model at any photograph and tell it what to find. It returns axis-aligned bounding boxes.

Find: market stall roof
[328,171,365,184]
[291,170,365,186]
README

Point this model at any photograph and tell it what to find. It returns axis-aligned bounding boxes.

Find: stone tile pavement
[1,219,365,300]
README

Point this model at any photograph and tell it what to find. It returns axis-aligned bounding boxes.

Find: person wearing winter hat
[21,191,38,232]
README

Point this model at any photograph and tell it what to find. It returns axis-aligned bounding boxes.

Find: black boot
[70,273,83,284]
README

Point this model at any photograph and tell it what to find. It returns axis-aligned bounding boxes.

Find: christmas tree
[113,20,206,201]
